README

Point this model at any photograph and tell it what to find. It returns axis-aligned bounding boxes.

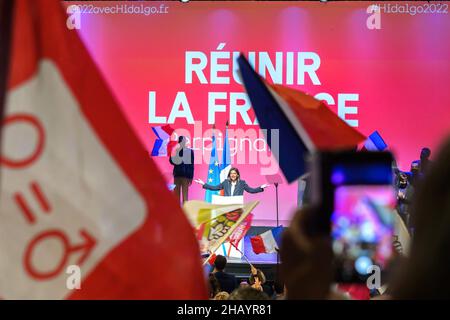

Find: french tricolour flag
[0,0,206,299]
[237,54,366,183]
[219,123,231,182]
[250,226,283,254]
[363,131,388,151]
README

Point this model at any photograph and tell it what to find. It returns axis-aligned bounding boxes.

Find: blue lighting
[355,256,373,275]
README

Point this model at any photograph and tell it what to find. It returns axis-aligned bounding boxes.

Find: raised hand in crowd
[280,206,333,299]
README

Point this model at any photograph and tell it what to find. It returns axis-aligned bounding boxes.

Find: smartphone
[311,151,396,283]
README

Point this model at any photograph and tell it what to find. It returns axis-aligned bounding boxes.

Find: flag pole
[227,240,233,257]
[275,182,280,282]
[225,119,231,257]
[228,239,254,269]
[218,121,228,256]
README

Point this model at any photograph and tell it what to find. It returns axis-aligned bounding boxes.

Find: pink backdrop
[71,1,450,225]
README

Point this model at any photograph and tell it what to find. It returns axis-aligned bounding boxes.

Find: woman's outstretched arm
[194,179,224,191]
[202,181,224,191]
[243,182,266,194]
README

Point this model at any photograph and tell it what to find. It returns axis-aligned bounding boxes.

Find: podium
[211,195,244,205]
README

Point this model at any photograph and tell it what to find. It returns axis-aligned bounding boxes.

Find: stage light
[180,0,190,3]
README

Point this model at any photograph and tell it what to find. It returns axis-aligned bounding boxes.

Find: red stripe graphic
[30,181,51,213]
[13,193,36,224]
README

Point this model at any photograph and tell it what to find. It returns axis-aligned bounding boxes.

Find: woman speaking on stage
[194,167,269,196]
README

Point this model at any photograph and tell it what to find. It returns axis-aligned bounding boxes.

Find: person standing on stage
[169,136,194,205]
[194,167,269,196]
[411,147,433,176]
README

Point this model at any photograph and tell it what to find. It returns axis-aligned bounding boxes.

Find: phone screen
[332,185,395,281]
[329,160,395,282]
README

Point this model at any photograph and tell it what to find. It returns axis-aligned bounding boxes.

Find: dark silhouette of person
[169,136,194,205]
[212,255,238,294]
[410,147,432,181]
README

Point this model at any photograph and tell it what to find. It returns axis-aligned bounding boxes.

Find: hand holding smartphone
[311,151,396,283]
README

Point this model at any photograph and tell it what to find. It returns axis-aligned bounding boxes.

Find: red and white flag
[0,0,206,299]
[227,213,253,256]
